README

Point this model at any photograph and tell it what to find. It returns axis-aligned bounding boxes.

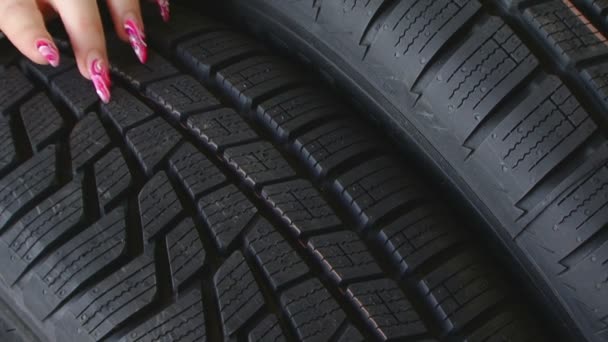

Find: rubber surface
[203,0,608,341]
[0,308,25,342]
[0,320,23,342]
[0,4,548,342]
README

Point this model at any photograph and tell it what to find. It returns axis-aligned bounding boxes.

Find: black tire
[0,3,550,342]
[197,0,608,341]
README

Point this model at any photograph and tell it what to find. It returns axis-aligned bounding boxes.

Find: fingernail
[90,59,111,103]
[36,39,60,67]
[157,0,170,22]
[124,19,147,63]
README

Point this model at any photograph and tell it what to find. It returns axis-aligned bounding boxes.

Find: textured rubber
[0,4,549,342]
[198,0,608,341]
[0,319,22,342]
[0,319,24,342]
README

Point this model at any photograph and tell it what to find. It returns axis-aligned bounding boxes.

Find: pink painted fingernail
[90,59,111,103]
[125,19,147,63]
[157,0,170,22]
[36,39,60,67]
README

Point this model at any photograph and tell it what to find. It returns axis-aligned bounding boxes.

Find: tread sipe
[0,3,549,342]
[204,0,608,341]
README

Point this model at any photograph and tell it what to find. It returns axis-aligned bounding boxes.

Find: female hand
[0,0,170,103]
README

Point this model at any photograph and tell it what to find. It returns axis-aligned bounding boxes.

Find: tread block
[0,182,82,284]
[139,172,183,239]
[280,279,347,341]
[216,56,307,110]
[121,289,206,342]
[475,77,597,211]
[336,324,365,342]
[318,0,397,44]
[20,93,63,151]
[67,254,157,341]
[23,208,126,319]
[177,30,265,81]
[0,115,15,172]
[378,206,466,274]
[224,142,296,185]
[558,239,608,333]
[101,88,155,136]
[125,117,182,175]
[223,0,317,21]
[308,231,383,283]
[353,192,436,232]
[256,87,341,143]
[294,120,378,177]
[248,315,286,342]
[21,58,74,86]
[261,180,342,236]
[198,185,257,252]
[582,61,608,109]
[523,0,608,64]
[245,218,309,290]
[111,51,179,90]
[577,0,608,29]
[169,143,226,199]
[423,250,506,331]
[0,315,22,342]
[70,113,111,170]
[426,17,538,143]
[186,108,259,151]
[369,0,482,86]
[94,149,132,210]
[466,310,541,341]
[166,218,205,287]
[334,156,425,221]
[346,279,427,340]
[527,165,608,264]
[146,75,221,119]
[214,251,265,338]
[0,145,56,230]
[146,6,225,50]
[0,67,34,114]
[51,68,99,118]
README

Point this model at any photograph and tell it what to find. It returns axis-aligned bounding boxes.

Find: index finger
[0,0,59,66]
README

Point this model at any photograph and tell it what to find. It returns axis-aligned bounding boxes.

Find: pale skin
[0,0,170,103]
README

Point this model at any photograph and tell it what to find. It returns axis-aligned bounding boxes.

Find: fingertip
[112,20,130,42]
[106,0,148,64]
[86,55,112,103]
[156,0,170,22]
[124,18,147,64]
[0,0,59,68]
[35,39,60,67]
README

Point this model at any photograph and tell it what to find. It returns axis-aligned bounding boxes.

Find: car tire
[207,0,608,341]
[0,3,550,342]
